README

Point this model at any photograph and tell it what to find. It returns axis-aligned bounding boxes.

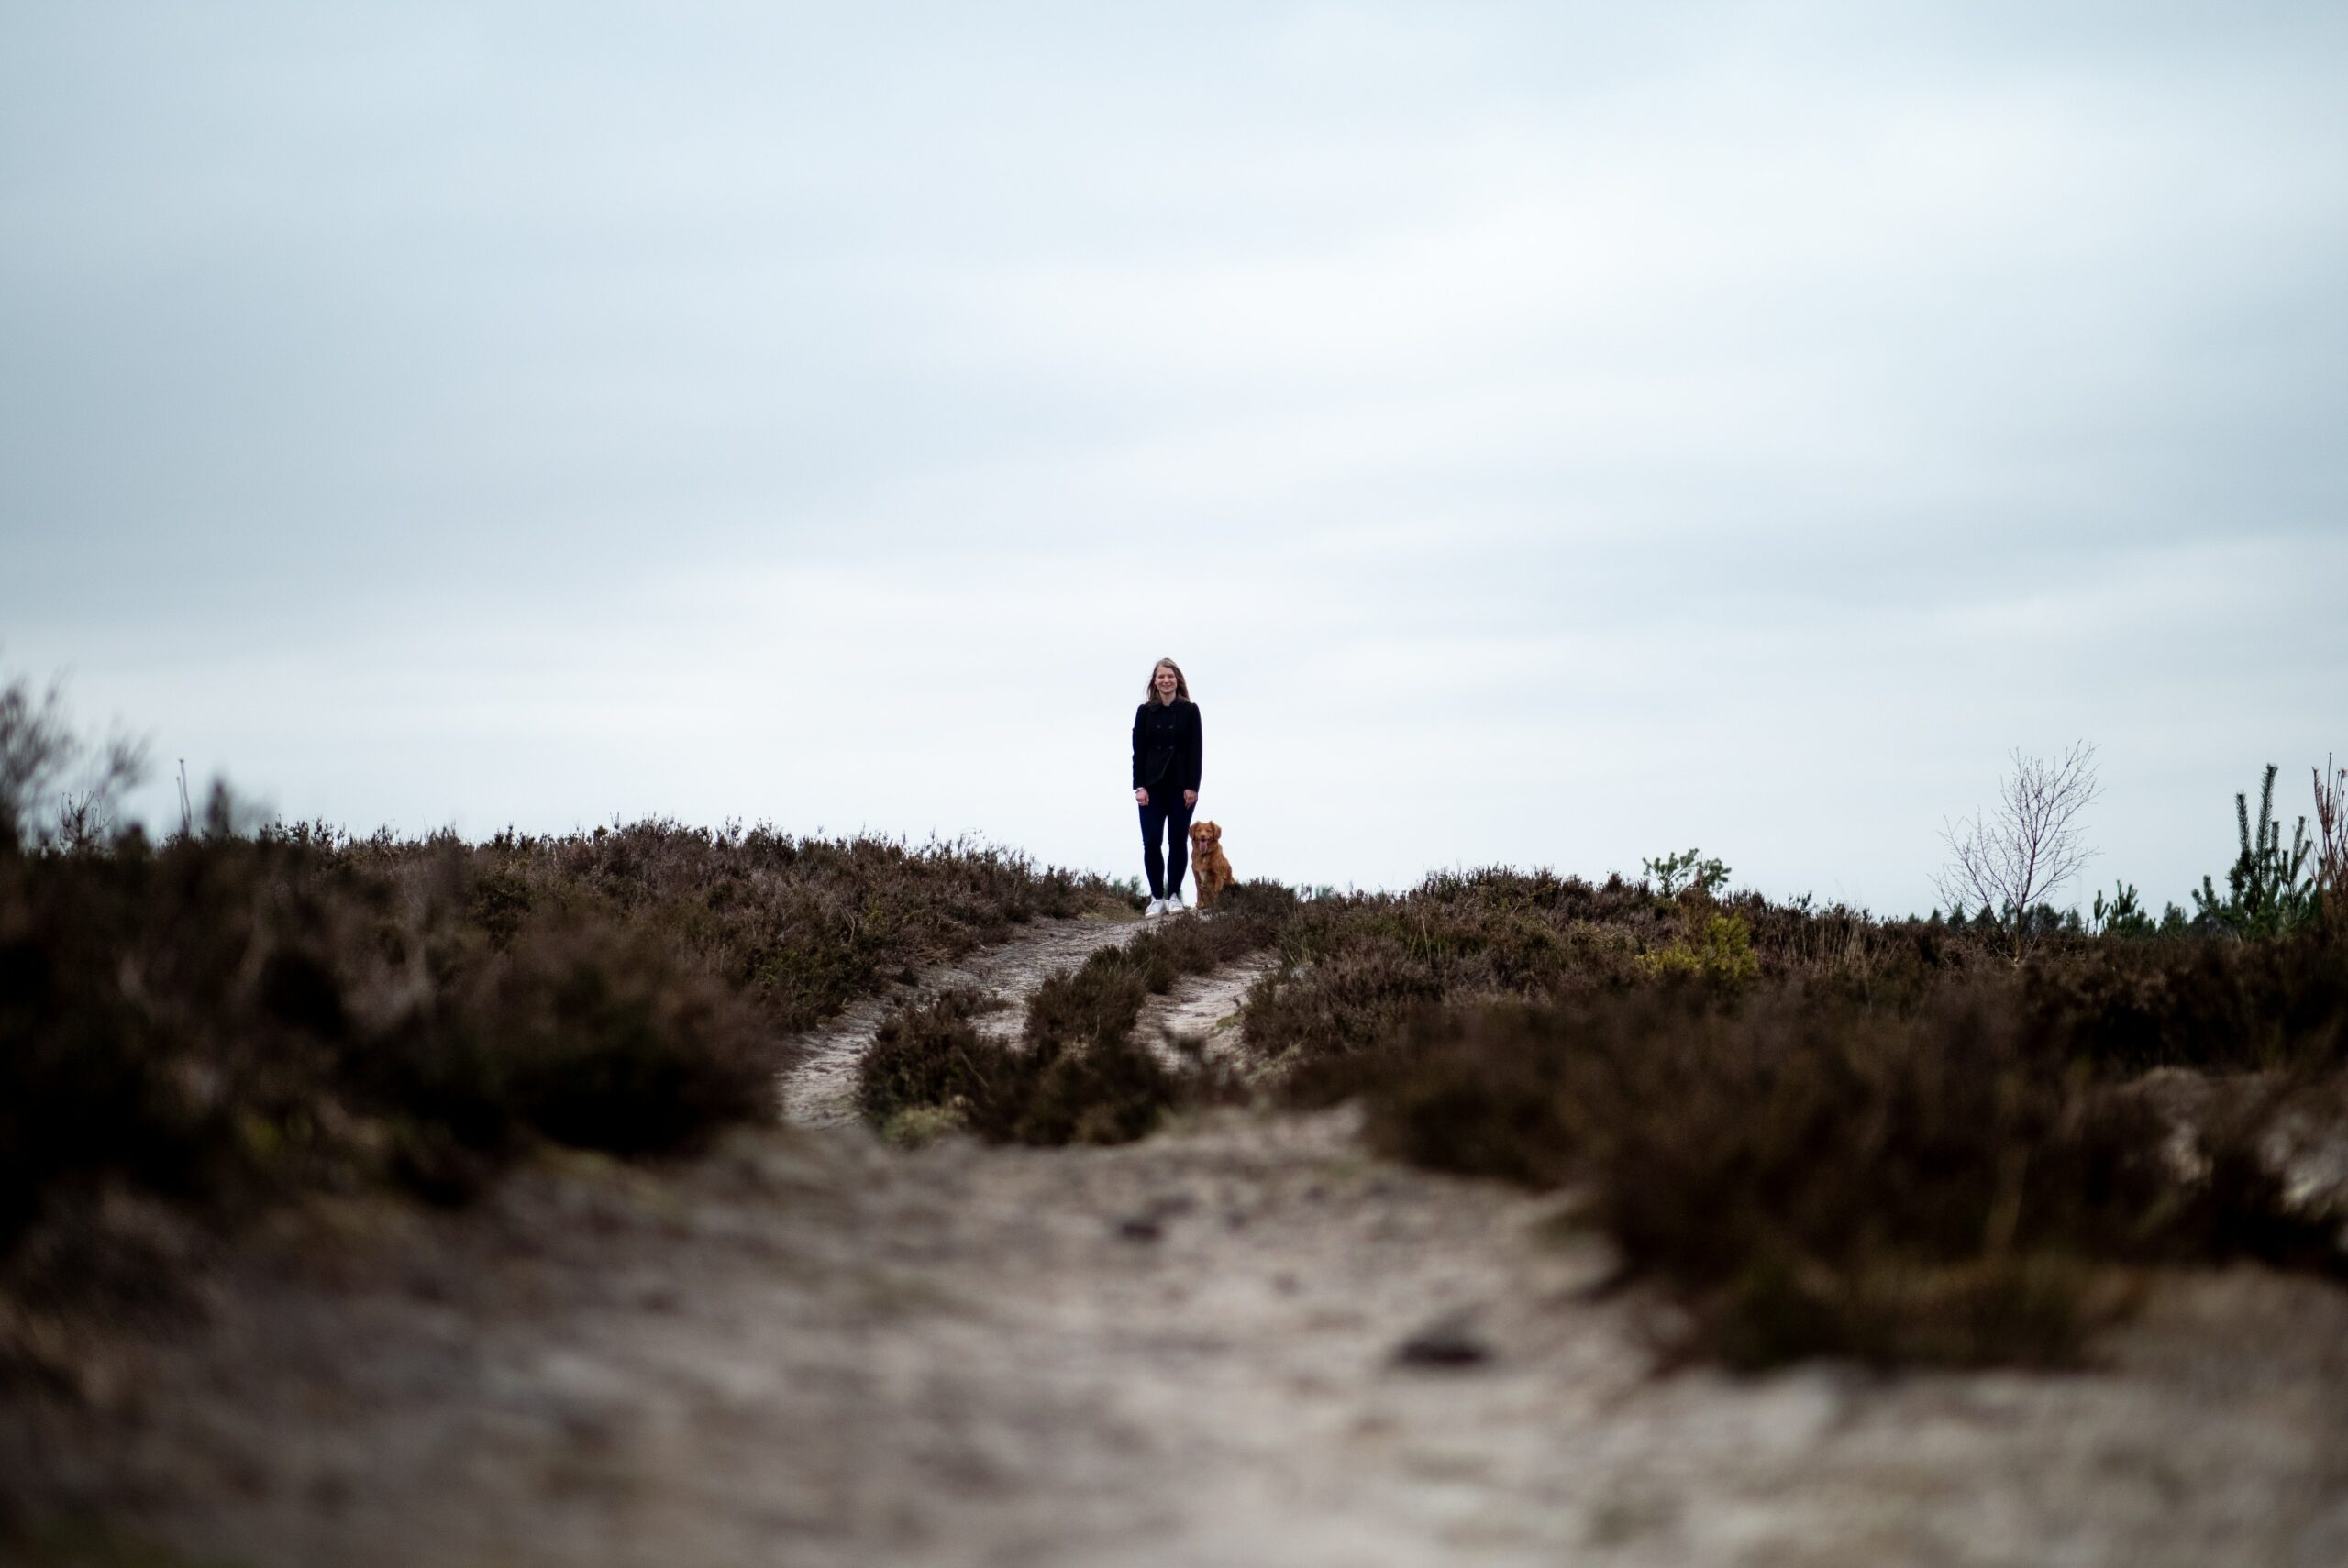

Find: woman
[1131,657,1202,916]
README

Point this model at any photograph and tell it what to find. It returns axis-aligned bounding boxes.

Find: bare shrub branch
[2318,754,2348,929]
[1937,742,2101,952]
[0,675,148,853]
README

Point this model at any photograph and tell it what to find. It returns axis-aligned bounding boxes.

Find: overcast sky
[5,2,2344,912]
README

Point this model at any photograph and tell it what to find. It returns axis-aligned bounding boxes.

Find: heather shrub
[856,989,1004,1129]
[964,1032,1183,1147]
[1024,946,1157,1054]
[858,880,1296,1145]
[1,773,1128,1253]
[1241,871,1986,1106]
[360,919,774,1165]
[1362,988,2345,1369]
[0,834,778,1228]
[858,986,1182,1149]
[1243,935,1446,1103]
[1241,867,2348,1097]
[1230,866,2348,1368]
[1022,880,1295,1055]
[2015,933,2348,1075]
[376,820,1130,1030]
[2,832,387,1242]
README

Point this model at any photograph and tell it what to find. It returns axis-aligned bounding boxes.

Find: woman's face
[1154,665,1179,700]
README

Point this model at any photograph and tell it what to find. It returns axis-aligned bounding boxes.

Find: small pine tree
[2191,764,2318,938]
[2091,881,2157,939]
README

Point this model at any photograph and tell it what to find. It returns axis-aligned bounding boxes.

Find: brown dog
[1188,820,1235,908]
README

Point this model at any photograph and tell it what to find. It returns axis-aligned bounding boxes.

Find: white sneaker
[1165,892,1187,912]
[1144,898,1166,917]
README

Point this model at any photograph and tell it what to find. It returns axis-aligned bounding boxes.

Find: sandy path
[13,1111,2345,1568]
[10,938,2347,1566]
[779,913,1142,1129]
[1133,949,1279,1071]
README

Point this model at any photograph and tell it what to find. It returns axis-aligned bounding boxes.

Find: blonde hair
[1144,657,1191,706]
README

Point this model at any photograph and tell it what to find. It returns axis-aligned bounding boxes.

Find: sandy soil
[1133,949,1279,1074]
[781,912,1142,1129]
[8,922,2348,1568]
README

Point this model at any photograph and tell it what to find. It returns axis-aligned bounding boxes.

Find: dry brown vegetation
[857,881,1295,1144]
[2318,754,2348,927]
[1228,869,2348,1368]
[0,815,1128,1281]
[8,677,2347,1386]
[851,858,2348,1369]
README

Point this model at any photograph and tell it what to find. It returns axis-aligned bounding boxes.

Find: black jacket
[1132,700,1202,793]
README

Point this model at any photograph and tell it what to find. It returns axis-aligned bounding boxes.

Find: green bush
[1633,906,1760,986]
[1642,847,1730,899]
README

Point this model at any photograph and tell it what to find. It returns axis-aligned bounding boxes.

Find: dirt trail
[10,934,2348,1567]
[782,911,1274,1126]
[1133,949,1279,1071]
[17,1113,2347,1568]
[780,913,1141,1129]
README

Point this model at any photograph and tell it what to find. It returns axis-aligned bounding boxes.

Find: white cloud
[3,2,2344,913]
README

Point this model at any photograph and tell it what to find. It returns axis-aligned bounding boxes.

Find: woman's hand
[1135,787,1148,805]
[1183,790,1197,808]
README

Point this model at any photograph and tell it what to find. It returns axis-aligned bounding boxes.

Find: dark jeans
[1137,785,1195,900]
